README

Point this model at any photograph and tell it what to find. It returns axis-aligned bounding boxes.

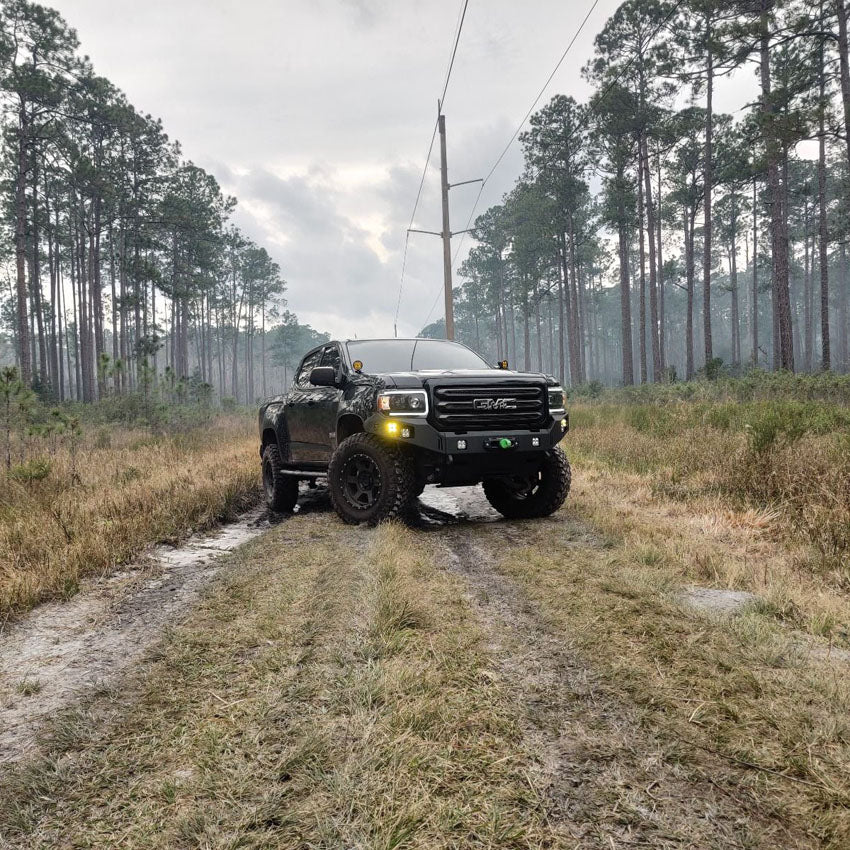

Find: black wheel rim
[340,452,382,511]
[503,472,540,500]
[263,458,274,499]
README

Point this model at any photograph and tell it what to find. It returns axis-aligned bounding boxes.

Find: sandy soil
[0,508,272,764]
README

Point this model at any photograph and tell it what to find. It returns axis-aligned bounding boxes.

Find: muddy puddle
[0,507,273,764]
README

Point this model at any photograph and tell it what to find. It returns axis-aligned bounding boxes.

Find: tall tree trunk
[617,217,634,386]
[637,162,648,384]
[557,242,567,384]
[840,243,848,369]
[534,290,543,372]
[46,197,59,394]
[752,178,759,366]
[14,102,32,385]
[567,220,582,382]
[261,298,267,397]
[818,8,831,370]
[642,136,661,381]
[522,285,531,371]
[92,197,104,398]
[685,206,696,380]
[703,17,714,366]
[656,148,666,374]
[803,201,813,371]
[761,5,794,371]
[29,148,48,390]
[730,193,741,367]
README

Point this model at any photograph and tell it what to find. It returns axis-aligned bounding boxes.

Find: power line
[394,0,470,336]
[421,0,600,328]
[440,0,469,107]
[483,0,601,186]
[422,0,684,330]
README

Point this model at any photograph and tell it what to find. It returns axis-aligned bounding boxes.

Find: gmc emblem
[473,397,517,411]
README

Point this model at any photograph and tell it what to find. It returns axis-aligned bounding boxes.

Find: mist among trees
[0,0,326,405]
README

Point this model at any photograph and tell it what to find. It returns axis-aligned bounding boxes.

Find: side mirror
[497,359,509,370]
[310,366,340,387]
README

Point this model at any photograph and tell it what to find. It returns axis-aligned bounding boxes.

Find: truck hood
[378,370,556,389]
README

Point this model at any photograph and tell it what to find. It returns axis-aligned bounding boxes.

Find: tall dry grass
[0,414,259,616]
[569,400,850,582]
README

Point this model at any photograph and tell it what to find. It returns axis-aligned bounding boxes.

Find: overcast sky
[51,0,763,339]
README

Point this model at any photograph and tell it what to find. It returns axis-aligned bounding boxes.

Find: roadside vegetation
[0,366,259,617]
[569,371,850,576]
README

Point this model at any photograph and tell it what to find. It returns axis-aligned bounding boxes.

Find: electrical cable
[394,0,470,335]
[421,0,684,329]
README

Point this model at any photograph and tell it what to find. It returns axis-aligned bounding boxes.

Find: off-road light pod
[386,421,414,438]
[377,390,429,416]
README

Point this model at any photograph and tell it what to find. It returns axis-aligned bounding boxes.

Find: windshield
[346,339,491,374]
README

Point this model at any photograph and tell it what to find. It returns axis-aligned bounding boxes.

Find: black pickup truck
[258,338,571,525]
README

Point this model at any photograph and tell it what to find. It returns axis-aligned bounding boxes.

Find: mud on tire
[328,433,414,526]
[483,446,571,520]
[262,443,299,513]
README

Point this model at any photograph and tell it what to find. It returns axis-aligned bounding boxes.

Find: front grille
[431,383,546,431]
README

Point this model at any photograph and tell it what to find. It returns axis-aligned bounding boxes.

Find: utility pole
[438,112,454,340]
[406,105,481,340]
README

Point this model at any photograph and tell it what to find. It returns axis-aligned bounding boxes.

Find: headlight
[548,386,566,415]
[377,390,429,416]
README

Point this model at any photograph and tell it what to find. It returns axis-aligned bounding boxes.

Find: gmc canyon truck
[258,338,571,525]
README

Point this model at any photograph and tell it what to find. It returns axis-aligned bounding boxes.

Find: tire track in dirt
[0,504,283,765]
[419,486,785,849]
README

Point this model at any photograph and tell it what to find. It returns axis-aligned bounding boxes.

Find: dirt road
[0,482,844,848]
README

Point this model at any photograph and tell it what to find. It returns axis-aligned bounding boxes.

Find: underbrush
[0,412,259,616]
[570,369,850,405]
[569,399,850,578]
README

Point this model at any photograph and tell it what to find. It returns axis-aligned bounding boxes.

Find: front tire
[262,444,299,513]
[483,447,571,519]
[328,433,413,526]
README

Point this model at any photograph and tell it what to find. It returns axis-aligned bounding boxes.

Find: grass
[0,412,260,616]
[0,518,554,849]
[3,376,850,846]
[485,496,850,847]
[568,398,850,578]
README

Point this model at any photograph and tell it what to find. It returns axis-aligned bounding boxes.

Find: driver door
[286,348,323,462]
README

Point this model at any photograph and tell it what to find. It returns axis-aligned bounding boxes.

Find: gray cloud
[52,0,759,338]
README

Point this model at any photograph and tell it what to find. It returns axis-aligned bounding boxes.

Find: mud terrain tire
[262,443,299,512]
[328,433,414,526]
[483,446,571,519]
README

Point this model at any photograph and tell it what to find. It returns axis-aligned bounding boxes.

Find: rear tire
[483,447,571,519]
[262,444,299,513]
[328,433,413,526]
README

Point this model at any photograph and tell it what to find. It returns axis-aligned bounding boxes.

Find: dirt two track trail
[416,488,778,849]
[0,484,802,847]
[0,509,271,764]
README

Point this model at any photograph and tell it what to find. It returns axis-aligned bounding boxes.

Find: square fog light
[457,439,467,450]
[531,437,540,447]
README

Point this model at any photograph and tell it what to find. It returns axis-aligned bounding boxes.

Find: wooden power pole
[407,106,480,340]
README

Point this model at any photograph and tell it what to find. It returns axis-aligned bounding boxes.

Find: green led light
[499,438,511,449]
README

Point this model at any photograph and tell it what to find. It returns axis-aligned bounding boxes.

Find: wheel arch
[261,427,278,451]
[337,413,365,444]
